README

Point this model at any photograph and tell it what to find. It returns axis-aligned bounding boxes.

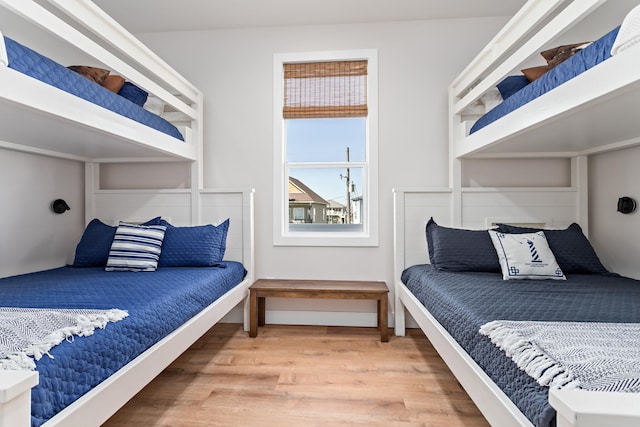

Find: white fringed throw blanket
[480,320,640,392]
[0,307,128,371]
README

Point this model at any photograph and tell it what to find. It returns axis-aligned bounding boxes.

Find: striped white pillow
[105,222,167,272]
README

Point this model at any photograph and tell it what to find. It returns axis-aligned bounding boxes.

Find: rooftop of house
[288,176,329,205]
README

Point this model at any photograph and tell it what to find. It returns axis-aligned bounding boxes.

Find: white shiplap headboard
[88,188,254,283]
[393,186,580,279]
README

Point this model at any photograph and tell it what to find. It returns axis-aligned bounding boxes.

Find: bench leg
[249,290,258,337]
[258,297,266,326]
[378,296,389,342]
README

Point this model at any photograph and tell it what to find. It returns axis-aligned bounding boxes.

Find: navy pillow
[73,217,161,267]
[158,219,230,267]
[425,217,500,272]
[425,218,437,267]
[496,223,608,274]
[118,82,148,107]
[496,75,530,100]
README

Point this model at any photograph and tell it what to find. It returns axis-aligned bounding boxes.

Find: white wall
[108,17,509,325]
[134,17,506,265]
[0,149,85,277]
[589,146,640,279]
[462,158,570,187]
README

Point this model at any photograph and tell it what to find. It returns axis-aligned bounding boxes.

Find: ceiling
[93,0,526,33]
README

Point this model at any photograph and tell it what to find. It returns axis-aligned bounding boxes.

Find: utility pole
[345,147,351,224]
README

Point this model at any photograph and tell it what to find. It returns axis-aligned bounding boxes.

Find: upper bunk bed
[451,0,640,159]
[0,0,202,163]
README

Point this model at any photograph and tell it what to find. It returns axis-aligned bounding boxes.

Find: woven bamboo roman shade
[283,60,368,119]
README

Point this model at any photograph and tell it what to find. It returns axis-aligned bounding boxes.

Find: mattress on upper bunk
[401,264,640,427]
[469,25,620,134]
[2,35,185,141]
[0,263,246,426]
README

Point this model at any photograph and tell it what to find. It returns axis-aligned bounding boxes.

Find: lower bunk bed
[400,263,640,427]
[393,199,640,426]
[0,202,254,426]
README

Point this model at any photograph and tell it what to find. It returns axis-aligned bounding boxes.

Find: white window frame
[273,49,378,247]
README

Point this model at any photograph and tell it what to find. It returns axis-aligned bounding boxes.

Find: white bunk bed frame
[451,0,640,160]
[0,1,256,426]
[0,0,201,166]
[395,1,640,426]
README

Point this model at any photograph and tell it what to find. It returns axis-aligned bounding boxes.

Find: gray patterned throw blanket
[480,320,640,392]
[0,307,128,371]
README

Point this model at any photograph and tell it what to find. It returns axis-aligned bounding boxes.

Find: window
[273,50,378,246]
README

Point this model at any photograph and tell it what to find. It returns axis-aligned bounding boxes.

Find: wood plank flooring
[103,324,489,427]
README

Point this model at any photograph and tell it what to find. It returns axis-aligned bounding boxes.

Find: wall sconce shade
[51,199,70,214]
[617,196,636,214]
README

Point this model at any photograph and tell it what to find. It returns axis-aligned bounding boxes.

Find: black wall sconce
[51,199,70,214]
[617,196,636,214]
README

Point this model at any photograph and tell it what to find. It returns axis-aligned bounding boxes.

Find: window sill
[273,230,378,247]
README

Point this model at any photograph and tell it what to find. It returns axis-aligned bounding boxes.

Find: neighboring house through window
[273,49,378,246]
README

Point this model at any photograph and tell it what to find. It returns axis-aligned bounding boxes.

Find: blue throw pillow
[118,82,148,107]
[105,222,166,272]
[496,223,608,274]
[425,217,438,266]
[426,217,500,272]
[73,217,161,267]
[496,75,530,100]
[158,219,230,267]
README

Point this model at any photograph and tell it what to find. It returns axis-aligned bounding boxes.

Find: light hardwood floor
[104,324,489,427]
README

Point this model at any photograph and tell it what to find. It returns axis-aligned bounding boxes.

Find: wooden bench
[249,279,390,342]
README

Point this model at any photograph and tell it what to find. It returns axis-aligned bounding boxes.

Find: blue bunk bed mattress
[470,26,620,134]
[3,36,185,141]
[0,263,246,426]
[401,265,640,427]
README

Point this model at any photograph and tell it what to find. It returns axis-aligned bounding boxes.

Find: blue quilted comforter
[3,36,185,141]
[470,26,620,134]
[401,265,640,427]
[0,263,246,426]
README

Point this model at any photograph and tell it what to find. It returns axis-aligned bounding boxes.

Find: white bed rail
[452,0,565,107]
[0,371,38,427]
[550,389,640,427]
[0,29,7,67]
